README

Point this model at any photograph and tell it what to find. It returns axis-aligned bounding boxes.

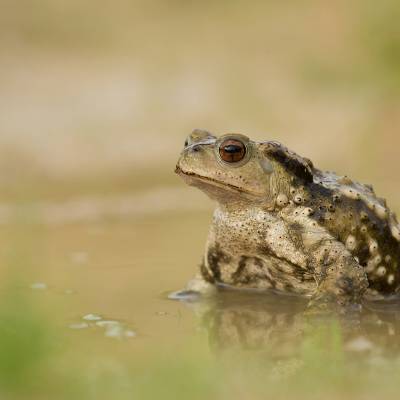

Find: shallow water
[0,203,209,343]
[3,196,400,363]
[2,189,400,400]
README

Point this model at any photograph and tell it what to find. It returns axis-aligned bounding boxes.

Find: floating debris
[104,324,136,339]
[30,282,48,290]
[95,320,120,328]
[104,324,124,338]
[82,313,102,321]
[68,314,135,339]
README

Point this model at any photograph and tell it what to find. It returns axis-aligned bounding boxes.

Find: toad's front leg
[307,239,369,311]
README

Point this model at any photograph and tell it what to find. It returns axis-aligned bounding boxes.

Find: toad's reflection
[201,290,307,356]
[178,288,400,358]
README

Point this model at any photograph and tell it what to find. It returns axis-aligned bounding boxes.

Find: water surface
[2,189,400,399]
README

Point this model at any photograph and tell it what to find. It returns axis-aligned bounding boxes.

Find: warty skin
[175,129,400,309]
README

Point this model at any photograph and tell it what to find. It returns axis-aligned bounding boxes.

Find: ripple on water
[167,290,203,302]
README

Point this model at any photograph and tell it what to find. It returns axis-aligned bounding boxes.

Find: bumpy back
[263,140,400,294]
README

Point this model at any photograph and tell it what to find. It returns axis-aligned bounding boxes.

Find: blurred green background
[0,1,400,399]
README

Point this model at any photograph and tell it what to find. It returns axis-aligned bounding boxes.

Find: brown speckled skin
[175,130,400,306]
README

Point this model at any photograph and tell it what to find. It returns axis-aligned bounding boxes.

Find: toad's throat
[175,165,260,196]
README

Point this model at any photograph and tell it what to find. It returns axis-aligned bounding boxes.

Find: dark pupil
[224,145,241,154]
[219,140,246,163]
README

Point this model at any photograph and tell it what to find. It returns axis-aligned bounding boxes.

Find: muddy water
[0,194,210,346]
[2,188,400,362]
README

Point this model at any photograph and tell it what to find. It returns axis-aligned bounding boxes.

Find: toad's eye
[219,139,246,163]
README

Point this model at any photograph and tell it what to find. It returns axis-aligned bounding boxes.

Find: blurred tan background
[0,5,400,397]
[0,0,399,209]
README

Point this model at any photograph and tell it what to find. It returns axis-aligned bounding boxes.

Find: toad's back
[306,169,400,294]
[263,140,400,295]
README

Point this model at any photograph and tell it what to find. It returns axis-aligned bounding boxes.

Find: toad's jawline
[175,165,262,197]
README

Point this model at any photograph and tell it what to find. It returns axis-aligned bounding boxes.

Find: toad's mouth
[175,165,260,196]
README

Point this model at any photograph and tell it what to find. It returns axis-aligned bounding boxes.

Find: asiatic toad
[175,130,400,307]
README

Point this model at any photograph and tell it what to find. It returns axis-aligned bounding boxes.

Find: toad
[175,130,400,308]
